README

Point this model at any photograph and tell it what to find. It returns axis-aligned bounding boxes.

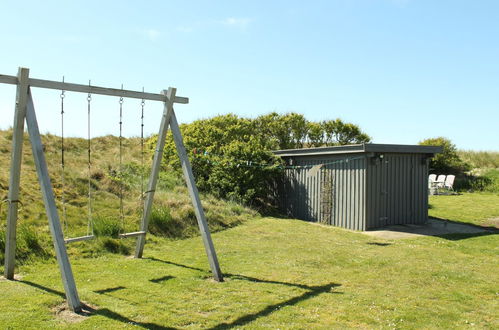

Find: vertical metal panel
[366,153,430,229]
[280,151,430,230]
[280,154,366,230]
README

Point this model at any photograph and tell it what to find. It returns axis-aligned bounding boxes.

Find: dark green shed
[274,144,442,230]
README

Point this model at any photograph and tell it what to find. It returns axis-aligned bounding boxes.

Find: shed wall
[366,153,429,228]
[280,154,367,230]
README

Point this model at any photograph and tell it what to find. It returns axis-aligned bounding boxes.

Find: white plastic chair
[444,175,455,191]
[436,175,446,189]
[428,174,437,190]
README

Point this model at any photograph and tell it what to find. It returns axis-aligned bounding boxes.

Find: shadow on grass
[367,242,391,246]
[146,257,343,329]
[149,275,175,284]
[19,260,342,329]
[430,216,499,232]
[146,257,330,290]
[210,282,341,329]
[434,232,498,241]
[94,286,125,294]
[18,280,173,329]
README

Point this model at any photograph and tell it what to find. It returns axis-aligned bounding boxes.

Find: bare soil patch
[0,274,23,281]
[483,217,499,229]
[52,302,97,324]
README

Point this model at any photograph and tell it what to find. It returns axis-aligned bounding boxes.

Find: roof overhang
[273,143,443,157]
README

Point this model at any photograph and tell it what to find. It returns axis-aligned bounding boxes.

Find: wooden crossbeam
[119,231,146,238]
[64,235,95,244]
[0,74,188,104]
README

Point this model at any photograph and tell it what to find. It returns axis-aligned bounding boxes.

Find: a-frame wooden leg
[25,89,82,312]
[4,68,29,279]
[169,101,224,282]
[134,88,176,258]
[134,87,223,281]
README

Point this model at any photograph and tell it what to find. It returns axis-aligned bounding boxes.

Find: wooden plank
[119,231,146,238]
[4,67,29,279]
[25,89,82,312]
[134,89,176,258]
[0,73,188,104]
[64,235,95,244]
[0,74,18,85]
[169,104,224,282]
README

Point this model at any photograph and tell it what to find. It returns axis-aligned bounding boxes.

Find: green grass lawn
[1,201,498,328]
[429,192,499,227]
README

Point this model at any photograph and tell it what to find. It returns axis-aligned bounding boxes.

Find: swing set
[0,67,223,312]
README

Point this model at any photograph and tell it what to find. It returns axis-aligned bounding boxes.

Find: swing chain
[87,85,94,237]
[119,90,125,234]
[140,90,145,201]
[60,77,68,235]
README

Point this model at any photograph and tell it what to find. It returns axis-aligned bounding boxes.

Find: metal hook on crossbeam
[0,199,24,215]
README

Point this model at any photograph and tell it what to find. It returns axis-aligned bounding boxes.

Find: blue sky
[0,0,498,150]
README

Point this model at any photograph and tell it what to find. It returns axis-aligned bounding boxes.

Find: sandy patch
[483,217,499,229]
[0,274,23,281]
[52,302,97,324]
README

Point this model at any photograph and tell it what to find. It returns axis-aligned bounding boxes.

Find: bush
[158,114,284,208]
[455,169,499,193]
[419,137,470,175]
[154,112,370,208]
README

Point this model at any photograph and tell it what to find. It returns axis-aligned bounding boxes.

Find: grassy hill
[0,129,258,263]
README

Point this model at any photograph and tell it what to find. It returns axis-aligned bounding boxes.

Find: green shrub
[419,137,470,175]
[482,169,499,192]
[454,170,499,193]
[154,112,370,209]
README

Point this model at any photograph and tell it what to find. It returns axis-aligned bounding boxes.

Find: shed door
[383,154,415,225]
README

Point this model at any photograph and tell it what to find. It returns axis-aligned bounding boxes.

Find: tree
[323,119,371,145]
[254,112,308,149]
[307,122,324,147]
[419,137,469,174]
[154,112,371,207]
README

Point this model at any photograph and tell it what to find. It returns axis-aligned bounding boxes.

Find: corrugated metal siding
[281,155,367,230]
[366,153,429,228]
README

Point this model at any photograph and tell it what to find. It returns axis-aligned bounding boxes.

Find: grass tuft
[93,216,122,238]
[100,237,131,255]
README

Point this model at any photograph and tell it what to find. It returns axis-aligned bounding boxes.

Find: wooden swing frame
[0,67,223,312]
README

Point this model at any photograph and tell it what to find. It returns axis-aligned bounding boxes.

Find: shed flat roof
[273,143,443,157]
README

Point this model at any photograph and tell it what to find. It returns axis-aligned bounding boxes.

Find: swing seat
[64,235,95,244]
[119,231,146,238]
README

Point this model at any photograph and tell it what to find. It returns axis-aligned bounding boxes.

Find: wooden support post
[134,88,176,258]
[4,67,29,279]
[169,103,224,282]
[25,90,82,312]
